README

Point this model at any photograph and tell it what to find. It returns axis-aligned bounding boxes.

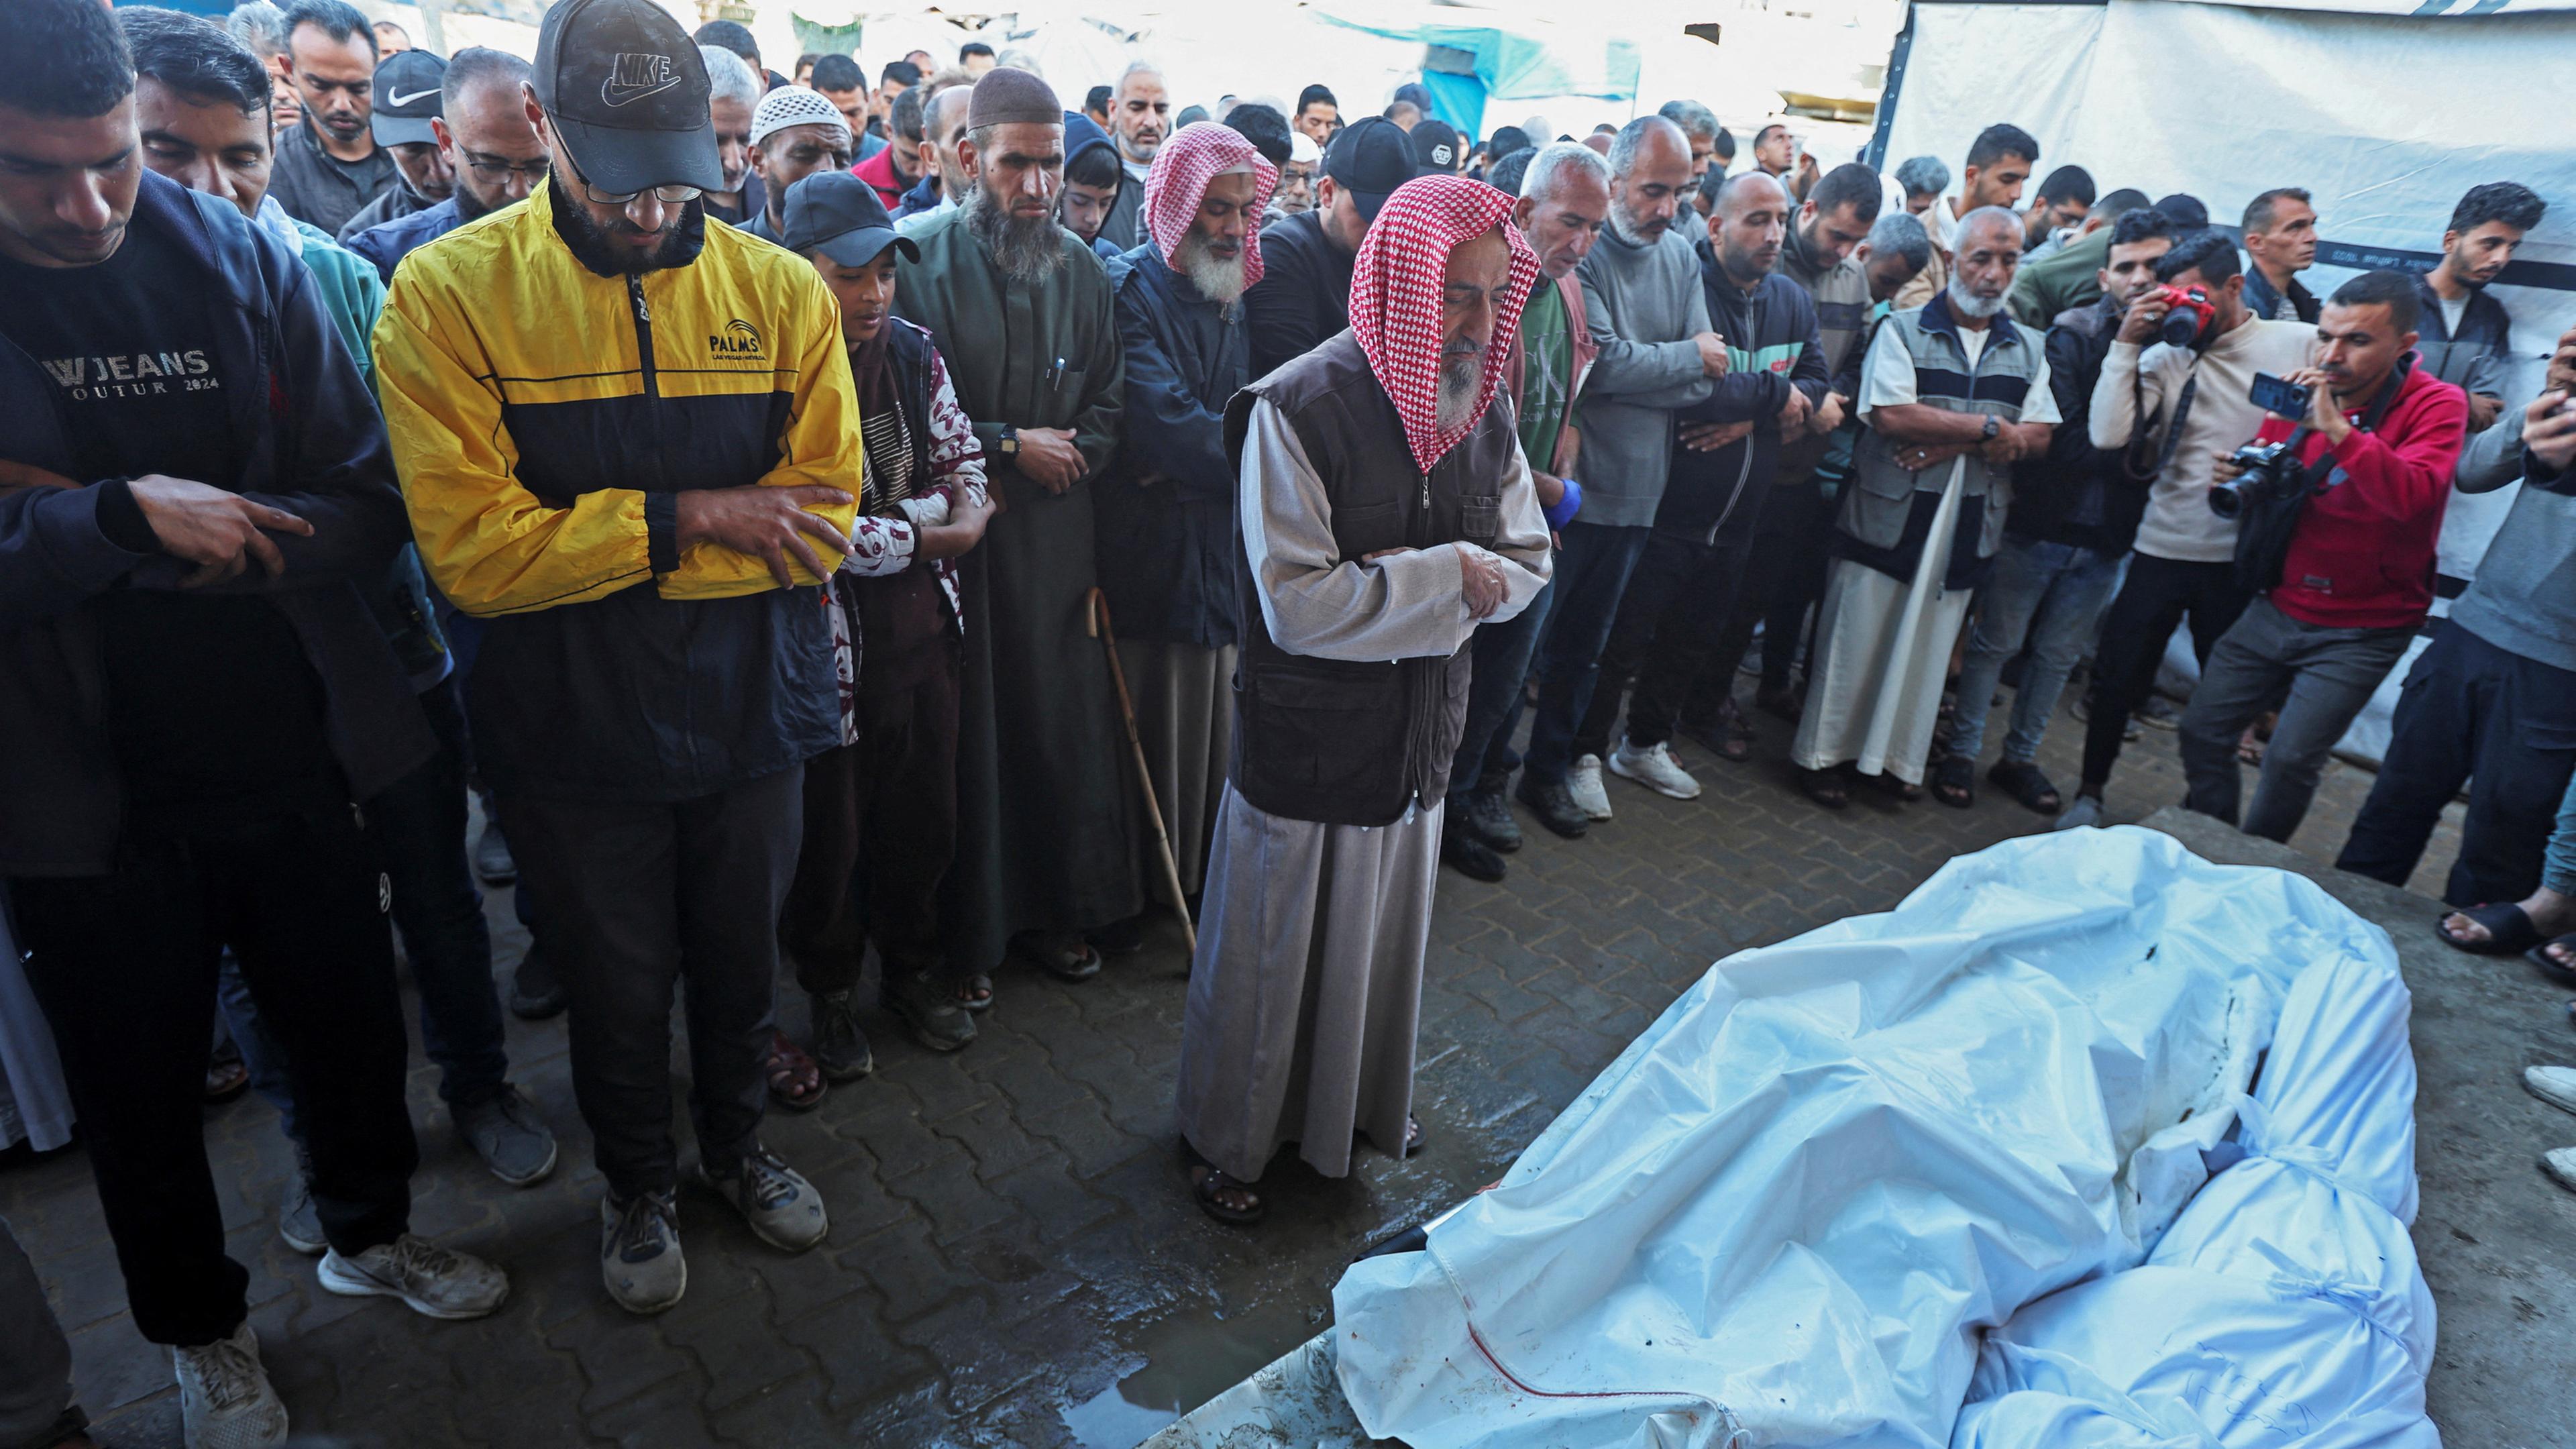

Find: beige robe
[1177,399,1552,1183]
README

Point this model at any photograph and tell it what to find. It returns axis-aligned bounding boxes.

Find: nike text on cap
[532,0,723,197]
[371,48,447,147]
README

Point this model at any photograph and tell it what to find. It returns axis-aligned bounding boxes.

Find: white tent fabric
[1879,0,2575,762]
[1331,827,2430,1448]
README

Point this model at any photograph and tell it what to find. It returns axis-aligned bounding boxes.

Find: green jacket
[287,216,385,389]
[2008,225,2110,330]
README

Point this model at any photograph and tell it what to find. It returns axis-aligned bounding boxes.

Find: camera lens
[2209,481,2243,520]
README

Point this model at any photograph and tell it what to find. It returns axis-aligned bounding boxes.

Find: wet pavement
[1,686,2479,1448]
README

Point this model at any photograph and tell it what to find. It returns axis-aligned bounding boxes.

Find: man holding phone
[2173,270,2468,843]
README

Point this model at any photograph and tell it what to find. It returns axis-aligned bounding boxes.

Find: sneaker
[599,1189,686,1314]
[471,820,517,886]
[1512,772,1590,839]
[1609,739,1703,800]
[2525,1065,2576,1117]
[703,1146,828,1252]
[508,947,566,1020]
[277,1177,325,1256]
[453,1085,557,1187]
[317,1233,509,1321]
[1567,753,1615,821]
[174,1321,289,1449]
[2546,1146,2576,1195]
[1440,822,1507,883]
[881,974,977,1053]
[1454,785,1522,853]
[2135,694,2180,731]
[809,990,875,1081]
[2054,794,2104,831]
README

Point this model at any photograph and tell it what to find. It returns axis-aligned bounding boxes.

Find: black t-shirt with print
[0,227,341,833]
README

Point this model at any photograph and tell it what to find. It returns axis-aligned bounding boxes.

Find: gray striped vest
[1842,294,2045,565]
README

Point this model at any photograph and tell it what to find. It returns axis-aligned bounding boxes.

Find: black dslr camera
[2208,438,2306,520]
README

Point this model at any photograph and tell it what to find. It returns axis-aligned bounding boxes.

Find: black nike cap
[533,0,722,196]
[1324,115,1421,222]
[370,49,445,147]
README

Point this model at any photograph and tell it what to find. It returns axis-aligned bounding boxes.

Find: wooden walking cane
[1087,588,1198,953]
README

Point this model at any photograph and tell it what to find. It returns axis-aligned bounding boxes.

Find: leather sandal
[763,1031,826,1112]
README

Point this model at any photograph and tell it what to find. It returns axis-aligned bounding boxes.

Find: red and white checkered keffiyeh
[1142,121,1278,286]
[1347,174,1540,474]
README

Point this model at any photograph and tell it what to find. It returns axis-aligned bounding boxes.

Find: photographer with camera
[2341,325,2576,921]
[2055,231,2316,828]
[2174,271,2467,843]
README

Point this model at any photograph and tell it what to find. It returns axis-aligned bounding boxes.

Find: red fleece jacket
[852,144,912,211]
[2252,360,2467,630]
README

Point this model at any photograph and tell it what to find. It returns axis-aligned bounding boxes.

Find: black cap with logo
[533,0,722,195]
[1323,115,1421,223]
[1411,118,1462,174]
[370,48,446,147]
[781,171,917,268]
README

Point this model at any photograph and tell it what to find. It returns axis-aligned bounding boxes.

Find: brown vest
[1221,332,1515,827]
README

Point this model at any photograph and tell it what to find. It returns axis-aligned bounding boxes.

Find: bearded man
[1095,124,1277,904]
[1790,205,2057,805]
[894,68,1141,1002]
[376,0,861,1311]
[1177,176,1554,1224]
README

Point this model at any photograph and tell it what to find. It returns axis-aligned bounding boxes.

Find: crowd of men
[0,0,2568,1443]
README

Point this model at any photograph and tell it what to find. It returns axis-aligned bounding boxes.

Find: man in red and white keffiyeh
[1172,175,1554,1226]
[1140,120,1276,305]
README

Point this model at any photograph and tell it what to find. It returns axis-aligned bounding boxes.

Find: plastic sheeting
[1332,826,2431,1448]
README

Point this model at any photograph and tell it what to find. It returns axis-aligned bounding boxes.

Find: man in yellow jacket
[373,0,861,1316]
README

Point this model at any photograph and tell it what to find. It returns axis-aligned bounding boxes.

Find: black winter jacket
[2004,297,2150,555]
[1095,245,1247,649]
[0,172,431,874]
[1654,241,1827,541]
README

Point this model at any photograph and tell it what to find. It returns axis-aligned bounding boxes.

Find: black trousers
[1682,478,1819,723]
[2079,553,2251,792]
[2337,621,2576,907]
[502,767,804,1198]
[1578,500,1766,757]
[782,647,961,996]
[12,812,417,1346]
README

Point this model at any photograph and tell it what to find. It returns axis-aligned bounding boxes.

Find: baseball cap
[533,0,722,196]
[1324,115,1420,222]
[751,85,849,148]
[1410,118,1462,173]
[371,49,446,147]
[781,171,917,267]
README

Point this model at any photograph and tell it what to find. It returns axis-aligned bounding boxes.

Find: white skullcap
[752,86,851,148]
[1289,130,1321,165]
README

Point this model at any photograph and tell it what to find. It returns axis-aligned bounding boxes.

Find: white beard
[1175,234,1250,304]
[1946,272,2006,319]
[1435,351,1485,433]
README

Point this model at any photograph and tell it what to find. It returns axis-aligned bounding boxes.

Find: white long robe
[1793,320,2061,784]
[1177,399,1552,1183]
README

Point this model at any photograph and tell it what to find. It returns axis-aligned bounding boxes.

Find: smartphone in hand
[2249,371,2311,419]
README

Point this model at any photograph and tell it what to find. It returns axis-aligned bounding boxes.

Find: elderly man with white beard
[1175,176,1554,1225]
[1094,124,1279,907]
[1790,205,2059,805]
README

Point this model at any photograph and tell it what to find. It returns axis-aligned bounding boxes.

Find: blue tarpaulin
[1311,9,1642,139]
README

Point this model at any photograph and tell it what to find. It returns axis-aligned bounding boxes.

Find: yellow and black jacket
[374,180,863,802]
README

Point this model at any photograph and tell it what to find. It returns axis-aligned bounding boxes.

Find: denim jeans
[2337,621,2576,906]
[1452,577,1554,795]
[1949,537,2125,764]
[218,679,507,1112]
[0,1217,81,1449]
[2545,769,2576,898]
[1521,523,1652,782]
[2178,596,2412,843]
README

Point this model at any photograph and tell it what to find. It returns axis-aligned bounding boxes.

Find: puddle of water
[1061,1295,1325,1448]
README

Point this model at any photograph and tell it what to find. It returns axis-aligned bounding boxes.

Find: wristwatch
[1980,416,2000,441]
[996,423,1020,457]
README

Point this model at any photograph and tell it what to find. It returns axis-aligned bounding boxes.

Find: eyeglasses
[553,136,702,207]
[464,156,551,184]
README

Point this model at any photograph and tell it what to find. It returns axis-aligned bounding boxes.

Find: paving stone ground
[1,681,2467,1448]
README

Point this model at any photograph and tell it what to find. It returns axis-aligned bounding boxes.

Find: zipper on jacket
[627,275,657,400]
